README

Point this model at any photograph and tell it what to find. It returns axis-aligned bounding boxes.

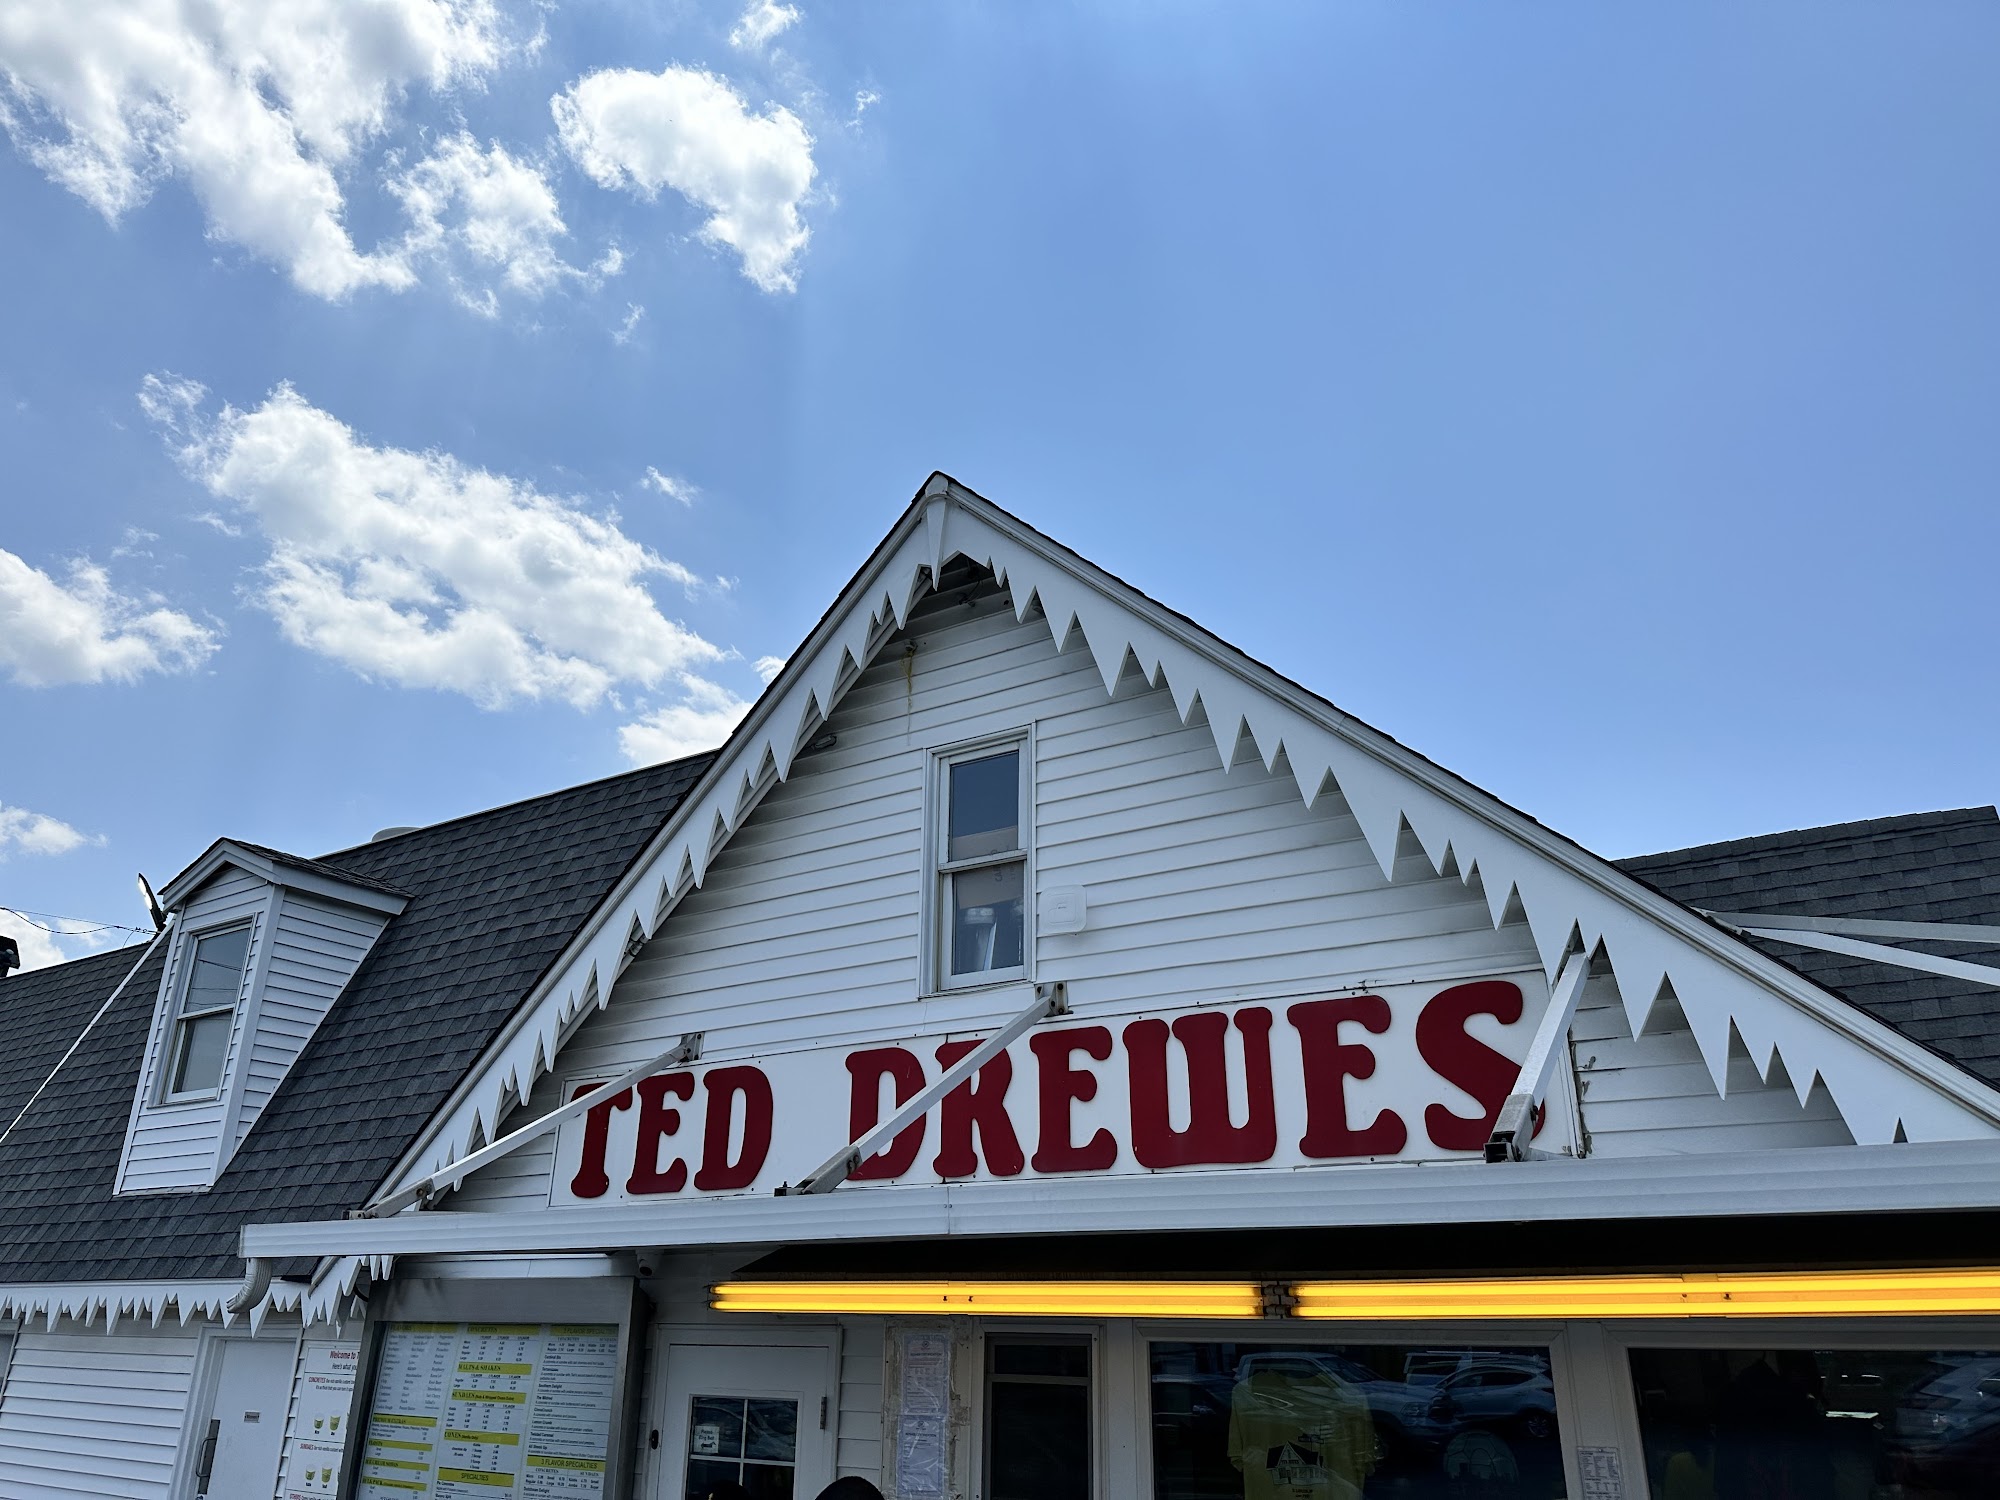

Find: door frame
[171,1323,302,1500]
[647,1322,841,1500]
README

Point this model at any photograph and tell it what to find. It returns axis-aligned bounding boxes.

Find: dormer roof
[156,837,411,915]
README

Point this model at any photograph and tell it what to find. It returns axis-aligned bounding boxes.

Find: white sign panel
[355,1322,620,1499]
[286,1341,362,1498]
[550,971,1574,1207]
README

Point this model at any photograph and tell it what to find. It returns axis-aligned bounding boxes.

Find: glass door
[657,1341,836,1500]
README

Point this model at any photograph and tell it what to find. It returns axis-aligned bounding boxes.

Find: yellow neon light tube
[711,1280,1264,1318]
[712,1269,2000,1320]
[1293,1268,2000,1320]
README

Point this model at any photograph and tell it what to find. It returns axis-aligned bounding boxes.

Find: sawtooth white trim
[0,1257,381,1333]
[363,479,2000,1221]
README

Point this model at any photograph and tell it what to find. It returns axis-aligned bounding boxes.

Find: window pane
[951,862,1024,975]
[684,1457,743,1500]
[689,1397,746,1460]
[1150,1343,1566,1499]
[169,1009,233,1095]
[949,752,1019,861]
[993,1342,1091,1379]
[989,1377,1090,1500]
[744,1399,798,1462]
[182,927,250,1016]
[1630,1346,2000,1500]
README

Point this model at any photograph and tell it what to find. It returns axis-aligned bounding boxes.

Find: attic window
[161,924,250,1102]
[931,736,1031,989]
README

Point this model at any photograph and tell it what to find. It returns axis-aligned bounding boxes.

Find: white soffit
[382,479,2000,1204]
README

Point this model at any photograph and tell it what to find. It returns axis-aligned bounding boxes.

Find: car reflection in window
[1151,1343,1567,1499]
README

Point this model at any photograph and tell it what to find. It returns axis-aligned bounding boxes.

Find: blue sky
[3,3,1997,967]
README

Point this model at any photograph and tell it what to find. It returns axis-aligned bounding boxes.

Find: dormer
[116,839,408,1194]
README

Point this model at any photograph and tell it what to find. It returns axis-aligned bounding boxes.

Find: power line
[0,905,153,939]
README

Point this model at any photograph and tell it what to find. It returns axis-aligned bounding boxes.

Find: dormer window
[161,924,251,1102]
[117,838,406,1194]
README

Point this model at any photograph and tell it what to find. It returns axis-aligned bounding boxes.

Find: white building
[5,475,2000,1500]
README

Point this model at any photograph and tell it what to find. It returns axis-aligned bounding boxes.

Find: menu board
[356,1322,622,1500]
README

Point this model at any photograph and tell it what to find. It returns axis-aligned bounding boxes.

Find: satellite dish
[136,873,167,933]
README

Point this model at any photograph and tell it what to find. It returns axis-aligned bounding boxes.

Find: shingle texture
[1620,807,2000,1088]
[0,755,710,1284]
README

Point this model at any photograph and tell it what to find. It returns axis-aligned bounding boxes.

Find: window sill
[925,971,1033,1001]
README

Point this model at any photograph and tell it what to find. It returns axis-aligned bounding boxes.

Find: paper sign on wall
[286,1342,362,1499]
[894,1332,950,1500]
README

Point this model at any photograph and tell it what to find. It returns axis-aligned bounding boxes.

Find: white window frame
[925,730,1034,995]
[157,921,253,1106]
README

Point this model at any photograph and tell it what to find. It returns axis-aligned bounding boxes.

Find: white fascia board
[360,479,2000,1226]
[244,1135,2000,1263]
[158,840,407,916]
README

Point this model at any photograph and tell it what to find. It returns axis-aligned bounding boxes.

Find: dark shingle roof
[1620,807,2000,1088]
[0,754,711,1284]
[0,943,152,1134]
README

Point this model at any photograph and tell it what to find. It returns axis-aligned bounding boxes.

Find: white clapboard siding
[0,1323,200,1499]
[452,576,1869,1214]
[232,892,390,1149]
[119,870,391,1193]
[1571,985,1852,1156]
[837,1319,886,1483]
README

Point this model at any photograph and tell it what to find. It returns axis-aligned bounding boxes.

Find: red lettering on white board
[626,1072,694,1195]
[567,1082,633,1199]
[1415,980,1536,1150]
[1029,1026,1118,1173]
[1125,1008,1278,1168]
[845,1047,927,1180]
[933,1040,1025,1179]
[694,1066,775,1191]
[1289,995,1408,1157]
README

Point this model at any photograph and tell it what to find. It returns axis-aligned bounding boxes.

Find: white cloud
[642,467,698,505]
[612,302,645,345]
[391,132,617,315]
[0,547,218,687]
[753,654,785,684]
[618,674,753,763]
[729,0,801,52]
[850,89,880,127]
[0,0,510,298]
[552,65,816,293]
[147,375,726,709]
[109,525,159,559]
[0,805,98,858]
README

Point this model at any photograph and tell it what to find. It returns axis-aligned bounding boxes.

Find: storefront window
[1630,1346,2000,1500]
[1150,1342,1566,1499]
